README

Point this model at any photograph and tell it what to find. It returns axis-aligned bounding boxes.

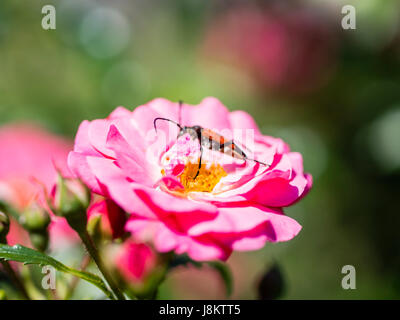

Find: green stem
[1,260,30,300]
[64,254,91,300]
[79,230,125,300]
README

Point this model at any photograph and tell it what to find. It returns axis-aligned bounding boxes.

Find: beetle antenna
[247,158,269,166]
[178,100,183,125]
[153,117,182,133]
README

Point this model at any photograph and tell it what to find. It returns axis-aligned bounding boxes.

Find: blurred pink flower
[202,6,337,94]
[116,241,157,284]
[68,98,312,261]
[0,124,78,248]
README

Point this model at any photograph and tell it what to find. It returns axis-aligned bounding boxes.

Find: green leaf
[207,261,233,297]
[0,289,7,300]
[0,244,115,300]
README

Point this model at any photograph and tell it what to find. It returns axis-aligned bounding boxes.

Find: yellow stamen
[179,161,227,193]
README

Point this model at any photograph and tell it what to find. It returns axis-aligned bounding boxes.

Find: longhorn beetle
[154,101,268,179]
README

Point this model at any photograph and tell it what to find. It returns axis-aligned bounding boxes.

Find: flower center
[179,161,227,193]
[160,134,228,193]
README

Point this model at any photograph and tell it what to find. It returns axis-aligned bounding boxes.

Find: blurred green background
[0,0,399,299]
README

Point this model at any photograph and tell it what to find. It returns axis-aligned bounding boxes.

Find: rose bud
[19,202,51,252]
[19,203,50,233]
[257,263,285,300]
[49,173,90,233]
[107,241,165,299]
[28,233,49,252]
[0,211,10,243]
[87,198,127,241]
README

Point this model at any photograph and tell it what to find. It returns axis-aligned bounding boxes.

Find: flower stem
[79,230,125,300]
[64,254,91,300]
[1,260,30,300]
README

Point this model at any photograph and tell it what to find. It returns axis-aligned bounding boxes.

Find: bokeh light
[79,6,131,59]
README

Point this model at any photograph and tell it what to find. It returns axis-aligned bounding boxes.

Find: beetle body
[153,102,267,179]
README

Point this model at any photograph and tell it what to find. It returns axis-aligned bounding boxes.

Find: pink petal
[86,156,157,219]
[157,176,185,192]
[86,157,217,230]
[188,204,294,236]
[183,97,232,132]
[229,110,261,135]
[132,98,182,146]
[68,152,103,195]
[73,120,99,156]
[106,124,160,186]
[108,106,132,120]
[246,152,310,207]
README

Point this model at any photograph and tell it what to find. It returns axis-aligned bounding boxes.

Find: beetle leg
[193,129,204,180]
[194,143,203,179]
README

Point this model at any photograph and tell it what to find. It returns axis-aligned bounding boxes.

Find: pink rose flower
[0,124,78,248]
[68,98,312,261]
